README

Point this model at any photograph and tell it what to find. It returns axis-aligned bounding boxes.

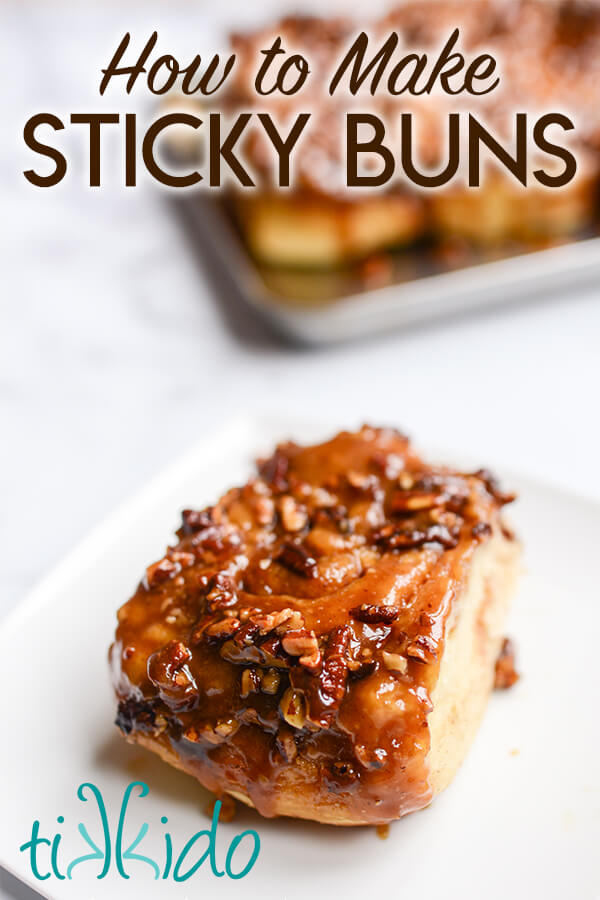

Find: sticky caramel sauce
[111,426,513,824]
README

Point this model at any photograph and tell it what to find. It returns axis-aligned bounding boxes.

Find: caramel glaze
[111,427,516,824]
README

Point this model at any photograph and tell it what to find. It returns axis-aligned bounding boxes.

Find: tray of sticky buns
[175,0,600,343]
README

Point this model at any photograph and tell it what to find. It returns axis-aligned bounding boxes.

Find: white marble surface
[1,3,599,898]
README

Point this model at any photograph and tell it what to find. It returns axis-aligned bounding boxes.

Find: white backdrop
[1,4,599,896]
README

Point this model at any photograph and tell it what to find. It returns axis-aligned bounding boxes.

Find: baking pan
[177,191,600,344]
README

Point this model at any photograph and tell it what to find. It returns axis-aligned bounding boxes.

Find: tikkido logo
[19,781,261,883]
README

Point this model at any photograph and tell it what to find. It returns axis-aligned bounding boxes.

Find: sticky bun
[111,427,520,825]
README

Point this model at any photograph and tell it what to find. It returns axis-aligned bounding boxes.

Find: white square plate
[1,415,598,900]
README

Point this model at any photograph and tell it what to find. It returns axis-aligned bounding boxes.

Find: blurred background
[1,3,599,893]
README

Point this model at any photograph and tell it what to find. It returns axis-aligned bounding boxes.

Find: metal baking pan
[175,191,600,344]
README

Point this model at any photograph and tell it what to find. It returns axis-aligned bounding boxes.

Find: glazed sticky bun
[111,427,520,825]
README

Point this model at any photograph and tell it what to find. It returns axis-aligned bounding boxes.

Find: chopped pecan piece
[145,558,177,588]
[206,573,238,611]
[179,507,214,536]
[281,629,321,669]
[405,634,437,663]
[240,667,261,697]
[389,490,442,513]
[250,607,304,634]
[257,634,288,668]
[382,650,408,674]
[279,688,306,729]
[260,668,281,694]
[254,495,275,525]
[203,617,241,641]
[278,495,308,532]
[494,638,519,689]
[351,603,399,625]
[276,541,318,578]
[374,522,460,551]
[184,718,239,745]
[219,622,263,665]
[258,448,290,492]
[318,626,350,704]
[292,625,351,728]
[147,640,197,710]
[347,470,379,494]
[214,717,239,738]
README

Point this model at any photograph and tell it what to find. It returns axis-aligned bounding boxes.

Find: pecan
[189,525,242,558]
[382,650,408,674]
[232,622,261,647]
[494,638,519,689]
[238,606,261,622]
[278,495,308,532]
[276,541,318,578]
[147,641,197,710]
[260,668,281,694]
[279,688,307,729]
[179,507,214,536]
[257,635,288,668]
[184,718,239,745]
[206,573,237,611]
[347,657,376,680]
[240,667,261,697]
[347,470,379,494]
[254,495,275,525]
[405,634,437,663]
[374,522,460,551]
[145,557,177,588]
[214,718,239,738]
[258,448,289,492]
[351,603,399,625]
[203,617,241,641]
[251,607,304,635]
[182,725,205,743]
[281,629,321,669]
[219,622,263,664]
[473,469,516,506]
[389,490,442,513]
[294,625,351,727]
[319,626,350,704]
[409,474,470,512]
